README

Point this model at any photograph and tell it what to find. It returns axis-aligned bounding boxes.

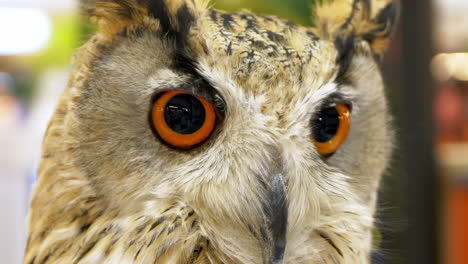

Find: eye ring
[152,91,217,149]
[312,104,351,156]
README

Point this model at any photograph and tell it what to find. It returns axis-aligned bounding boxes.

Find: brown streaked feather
[80,0,209,36]
[312,0,398,58]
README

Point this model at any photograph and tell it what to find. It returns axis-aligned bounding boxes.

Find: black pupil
[164,94,206,134]
[312,106,340,143]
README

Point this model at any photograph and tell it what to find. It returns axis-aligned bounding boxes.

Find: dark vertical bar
[399,0,438,263]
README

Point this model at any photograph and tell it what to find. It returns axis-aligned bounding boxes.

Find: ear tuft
[80,0,209,35]
[312,0,398,59]
[80,0,145,22]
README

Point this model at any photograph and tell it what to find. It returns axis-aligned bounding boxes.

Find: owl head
[26,0,397,263]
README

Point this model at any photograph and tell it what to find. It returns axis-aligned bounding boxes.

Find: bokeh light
[0,7,52,55]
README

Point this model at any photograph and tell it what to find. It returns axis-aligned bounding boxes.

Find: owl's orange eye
[311,104,351,156]
[151,91,216,149]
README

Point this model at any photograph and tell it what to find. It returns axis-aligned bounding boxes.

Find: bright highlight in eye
[0,7,52,55]
[151,91,217,149]
[312,104,351,156]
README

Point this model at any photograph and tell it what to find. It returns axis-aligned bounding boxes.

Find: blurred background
[0,0,466,263]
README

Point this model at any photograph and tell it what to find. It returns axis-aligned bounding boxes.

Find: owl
[24,0,397,263]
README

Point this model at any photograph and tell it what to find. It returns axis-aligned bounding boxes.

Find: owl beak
[267,174,288,264]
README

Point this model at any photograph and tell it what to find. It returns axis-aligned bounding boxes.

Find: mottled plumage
[24,0,398,263]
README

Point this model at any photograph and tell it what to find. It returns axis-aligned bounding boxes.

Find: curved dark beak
[268,174,288,264]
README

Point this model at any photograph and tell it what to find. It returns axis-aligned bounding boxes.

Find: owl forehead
[193,9,338,95]
[203,10,323,69]
[205,9,320,56]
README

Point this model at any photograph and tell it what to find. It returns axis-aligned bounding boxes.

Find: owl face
[27,0,397,263]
